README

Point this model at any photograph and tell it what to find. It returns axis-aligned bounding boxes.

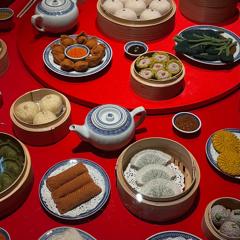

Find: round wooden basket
[130,53,185,100]
[97,0,176,41]
[116,137,200,222]
[0,39,8,76]
[179,0,238,23]
[0,133,33,218]
[10,88,71,146]
[202,197,240,240]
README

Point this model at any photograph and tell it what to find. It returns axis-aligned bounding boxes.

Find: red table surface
[0,1,240,240]
[16,0,240,114]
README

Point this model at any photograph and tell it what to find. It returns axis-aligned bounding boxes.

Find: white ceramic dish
[39,158,110,220]
[172,112,202,134]
[43,35,112,78]
[146,230,202,240]
[205,128,240,179]
[39,226,96,240]
[176,25,240,66]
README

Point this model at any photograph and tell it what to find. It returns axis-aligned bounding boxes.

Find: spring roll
[46,163,88,192]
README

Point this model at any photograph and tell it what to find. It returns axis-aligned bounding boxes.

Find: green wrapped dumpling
[139,68,154,79]
[0,145,18,159]
[155,69,171,81]
[152,52,169,63]
[151,62,165,71]
[166,59,182,75]
[136,56,152,69]
[3,158,23,177]
[0,172,15,192]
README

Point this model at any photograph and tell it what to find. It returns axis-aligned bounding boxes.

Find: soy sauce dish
[172,112,201,135]
[124,41,148,58]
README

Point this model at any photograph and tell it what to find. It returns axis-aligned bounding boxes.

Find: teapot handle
[31,15,45,32]
[130,106,146,128]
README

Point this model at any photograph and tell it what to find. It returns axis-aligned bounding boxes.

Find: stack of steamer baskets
[116,138,201,222]
[97,0,176,41]
[179,0,238,23]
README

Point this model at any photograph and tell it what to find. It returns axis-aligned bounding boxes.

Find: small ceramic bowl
[0,227,10,240]
[0,8,14,31]
[65,44,90,62]
[124,41,148,58]
[172,112,201,135]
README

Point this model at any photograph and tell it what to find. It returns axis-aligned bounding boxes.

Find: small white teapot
[31,0,79,33]
[69,104,146,151]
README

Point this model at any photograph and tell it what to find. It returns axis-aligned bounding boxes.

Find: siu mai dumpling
[149,0,171,15]
[140,8,161,20]
[140,178,182,198]
[15,101,40,124]
[102,0,123,14]
[39,94,63,115]
[114,8,137,20]
[33,110,57,125]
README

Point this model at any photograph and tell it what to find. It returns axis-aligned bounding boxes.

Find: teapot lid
[38,0,74,14]
[87,104,132,135]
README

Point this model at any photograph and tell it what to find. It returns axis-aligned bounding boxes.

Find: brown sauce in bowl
[0,11,12,20]
[175,114,200,131]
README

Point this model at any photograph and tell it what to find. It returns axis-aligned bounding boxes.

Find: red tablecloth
[0,1,240,240]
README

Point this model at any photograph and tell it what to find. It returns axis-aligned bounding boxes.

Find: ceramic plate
[146,231,201,240]
[39,158,110,220]
[0,228,10,240]
[39,227,96,240]
[206,128,240,179]
[43,35,112,77]
[177,25,240,66]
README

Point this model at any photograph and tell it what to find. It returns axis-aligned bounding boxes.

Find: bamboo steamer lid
[0,39,8,76]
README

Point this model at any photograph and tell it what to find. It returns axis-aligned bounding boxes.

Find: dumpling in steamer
[102,0,123,14]
[39,94,63,115]
[130,149,173,169]
[140,178,182,198]
[139,68,154,79]
[15,101,40,124]
[149,0,171,15]
[114,8,137,20]
[125,0,146,16]
[33,110,57,125]
[140,8,161,20]
[166,60,181,74]
[136,164,176,186]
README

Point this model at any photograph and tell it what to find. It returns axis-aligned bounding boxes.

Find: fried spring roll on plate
[55,182,102,214]
[52,172,93,199]
[46,163,88,192]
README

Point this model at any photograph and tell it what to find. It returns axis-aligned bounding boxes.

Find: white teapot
[31,0,79,33]
[69,104,146,151]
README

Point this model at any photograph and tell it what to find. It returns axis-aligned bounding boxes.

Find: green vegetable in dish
[174,29,237,63]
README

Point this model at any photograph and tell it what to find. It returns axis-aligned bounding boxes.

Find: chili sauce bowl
[172,112,201,136]
[64,44,90,62]
[0,8,14,31]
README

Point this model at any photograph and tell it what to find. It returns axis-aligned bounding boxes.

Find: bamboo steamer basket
[202,197,240,240]
[130,52,185,100]
[10,88,71,146]
[0,132,33,218]
[191,0,237,8]
[97,0,176,41]
[0,39,8,76]
[179,0,238,23]
[116,137,200,222]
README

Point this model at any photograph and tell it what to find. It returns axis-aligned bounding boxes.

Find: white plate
[146,230,202,240]
[43,35,112,77]
[39,226,96,240]
[206,128,240,179]
[39,158,111,220]
[176,25,240,66]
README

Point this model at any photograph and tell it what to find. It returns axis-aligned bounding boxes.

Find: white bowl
[124,41,148,58]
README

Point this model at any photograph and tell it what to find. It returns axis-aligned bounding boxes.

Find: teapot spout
[69,124,90,141]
